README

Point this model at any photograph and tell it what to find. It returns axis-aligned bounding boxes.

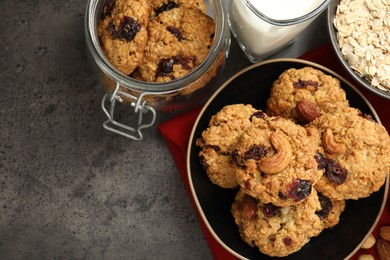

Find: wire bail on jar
[101,82,156,141]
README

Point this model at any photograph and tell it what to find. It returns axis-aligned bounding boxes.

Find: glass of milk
[228,0,331,62]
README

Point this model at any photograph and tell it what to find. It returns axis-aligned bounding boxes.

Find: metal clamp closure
[101,83,156,141]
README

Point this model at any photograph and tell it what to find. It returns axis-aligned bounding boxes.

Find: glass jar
[84,0,231,140]
[228,0,331,63]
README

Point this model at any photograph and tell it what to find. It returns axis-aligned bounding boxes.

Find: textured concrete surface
[0,1,329,259]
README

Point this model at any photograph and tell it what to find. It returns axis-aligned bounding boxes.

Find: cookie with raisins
[309,110,390,200]
[138,6,215,82]
[196,104,267,188]
[233,116,323,207]
[231,189,323,257]
[266,67,351,124]
[98,0,151,75]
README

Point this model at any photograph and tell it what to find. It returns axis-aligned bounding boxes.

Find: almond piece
[376,238,390,260]
[379,226,390,242]
[295,100,321,123]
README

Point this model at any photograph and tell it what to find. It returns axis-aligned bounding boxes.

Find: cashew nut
[322,128,346,155]
[258,133,292,175]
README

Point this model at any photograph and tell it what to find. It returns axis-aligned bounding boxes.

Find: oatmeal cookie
[196,104,267,188]
[231,189,323,257]
[309,111,390,200]
[98,0,152,75]
[266,67,351,124]
[233,116,323,206]
[138,6,215,82]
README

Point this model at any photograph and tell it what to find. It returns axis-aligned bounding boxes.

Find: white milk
[229,0,330,62]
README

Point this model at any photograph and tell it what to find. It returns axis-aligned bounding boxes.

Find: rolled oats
[334,0,390,91]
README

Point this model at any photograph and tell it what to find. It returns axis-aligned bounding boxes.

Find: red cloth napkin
[158,44,390,259]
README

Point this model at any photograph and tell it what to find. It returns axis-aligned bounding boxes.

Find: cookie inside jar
[98,0,217,83]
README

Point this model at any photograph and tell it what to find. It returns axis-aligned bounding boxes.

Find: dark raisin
[199,155,208,171]
[196,138,205,147]
[107,22,117,37]
[243,145,267,161]
[355,109,375,121]
[278,192,287,199]
[155,55,196,78]
[293,79,319,90]
[210,145,220,153]
[325,160,347,185]
[283,237,293,246]
[202,144,221,154]
[118,17,141,41]
[286,179,312,202]
[242,195,258,221]
[250,111,266,121]
[262,203,281,218]
[207,33,215,49]
[155,1,179,16]
[128,67,142,78]
[244,180,251,191]
[101,0,116,19]
[362,113,375,122]
[232,149,244,166]
[167,26,183,41]
[175,55,196,70]
[315,193,333,220]
[315,151,327,170]
[158,58,175,74]
[108,16,141,42]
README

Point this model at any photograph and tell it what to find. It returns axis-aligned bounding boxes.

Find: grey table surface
[0,1,330,259]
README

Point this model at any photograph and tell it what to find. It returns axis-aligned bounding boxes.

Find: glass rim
[244,0,332,26]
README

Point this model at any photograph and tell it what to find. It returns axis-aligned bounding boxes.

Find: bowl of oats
[328,0,390,99]
[85,0,231,140]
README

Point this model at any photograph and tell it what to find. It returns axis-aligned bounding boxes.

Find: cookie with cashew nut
[233,116,323,207]
[308,110,390,200]
[231,189,323,257]
[266,67,351,124]
[196,104,268,188]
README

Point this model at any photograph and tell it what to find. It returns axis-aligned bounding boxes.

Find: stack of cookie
[196,67,390,257]
[98,0,215,82]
